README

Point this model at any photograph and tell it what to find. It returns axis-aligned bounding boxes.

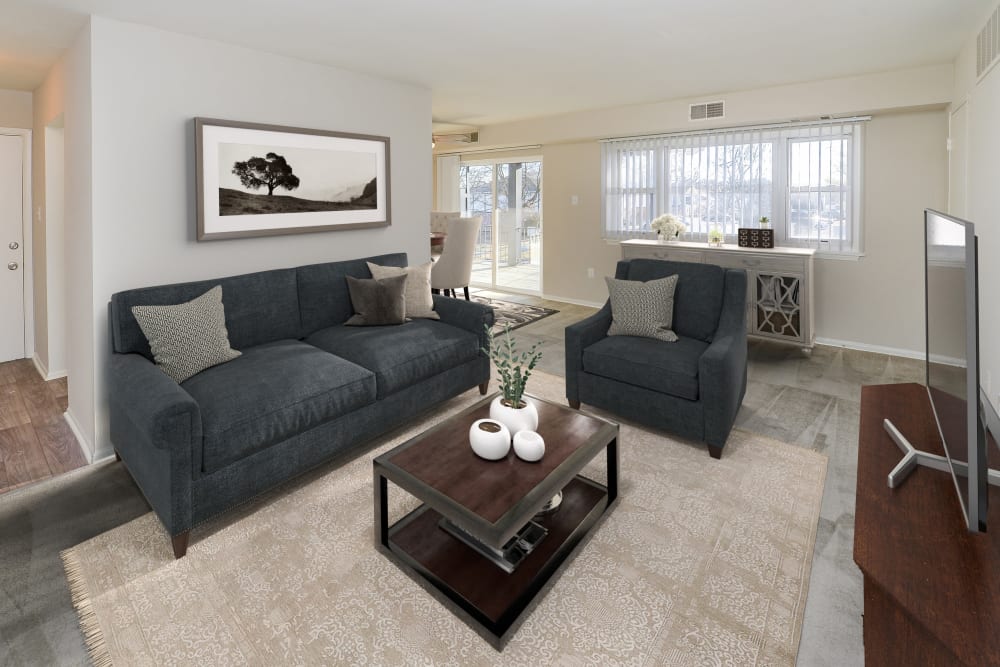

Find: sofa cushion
[182,340,376,473]
[345,274,408,326]
[305,320,480,399]
[367,261,440,320]
[131,285,242,383]
[582,334,709,401]
[297,253,409,334]
[618,259,725,343]
[111,268,301,358]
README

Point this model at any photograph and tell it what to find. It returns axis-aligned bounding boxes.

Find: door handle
[7,262,17,271]
[8,241,17,250]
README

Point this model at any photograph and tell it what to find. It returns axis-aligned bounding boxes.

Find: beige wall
[0,89,32,129]
[436,68,952,352]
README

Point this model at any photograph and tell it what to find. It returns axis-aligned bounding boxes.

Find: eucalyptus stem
[483,323,543,406]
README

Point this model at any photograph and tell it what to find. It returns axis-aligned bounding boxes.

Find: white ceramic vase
[489,396,539,438]
[513,430,545,462]
[469,419,511,460]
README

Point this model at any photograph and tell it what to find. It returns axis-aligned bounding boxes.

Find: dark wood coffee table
[373,393,619,649]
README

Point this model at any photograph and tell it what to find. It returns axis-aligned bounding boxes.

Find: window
[601,119,866,254]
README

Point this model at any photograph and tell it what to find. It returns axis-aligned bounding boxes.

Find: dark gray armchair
[565,258,747,458]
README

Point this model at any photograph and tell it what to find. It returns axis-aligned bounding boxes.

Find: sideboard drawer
[709,253,805,274]
[623,245,705,263]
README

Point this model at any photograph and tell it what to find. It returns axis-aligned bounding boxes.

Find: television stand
[885,418,1000,489]
[856,384,1000,666]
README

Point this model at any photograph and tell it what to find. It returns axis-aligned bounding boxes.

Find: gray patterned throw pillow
[605,274,680,342]
[131,285,241,384]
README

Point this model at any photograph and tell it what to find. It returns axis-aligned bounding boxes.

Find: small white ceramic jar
[489,396,539,438]
[469,419,511,460]
[513,430,545,462]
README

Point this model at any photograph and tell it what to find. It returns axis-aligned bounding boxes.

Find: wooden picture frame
[195,118,390,241]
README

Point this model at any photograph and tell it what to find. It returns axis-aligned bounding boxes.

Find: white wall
[951,15,1000,411]
[78,17,430,458]
[62,23,95,459]
[437,66,951,352]
[0,89,33,129]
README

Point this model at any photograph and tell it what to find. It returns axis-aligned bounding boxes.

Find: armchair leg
[707,445,722,460]
[114,450,121,462]
[171,531,190,559]
[464,286,470,300]
[479,381,489,395]
[568,399,581,409]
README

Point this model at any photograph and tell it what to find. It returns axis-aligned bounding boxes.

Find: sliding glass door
[460,158,542,293]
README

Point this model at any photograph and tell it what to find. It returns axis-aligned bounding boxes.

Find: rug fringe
[61,547,114,667]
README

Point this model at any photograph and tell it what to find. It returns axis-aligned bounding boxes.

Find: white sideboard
[620,240,816,349]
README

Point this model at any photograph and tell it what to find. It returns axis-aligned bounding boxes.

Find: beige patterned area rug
[62,371,827,666]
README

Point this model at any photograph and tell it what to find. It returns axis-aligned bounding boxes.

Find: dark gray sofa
[108,252,493,558]
[565,258,747,458]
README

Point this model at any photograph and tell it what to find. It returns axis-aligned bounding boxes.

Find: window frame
[601,120,866,257]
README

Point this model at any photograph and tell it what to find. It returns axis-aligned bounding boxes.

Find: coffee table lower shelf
[380,476,612,650]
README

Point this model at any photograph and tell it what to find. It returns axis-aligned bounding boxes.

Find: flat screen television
[884,209,998,532]
[924,209,987,531]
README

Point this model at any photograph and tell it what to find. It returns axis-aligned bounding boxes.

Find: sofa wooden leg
[479,381,489,395]
[708,445,722,460]
[464,286,470,300]
[568,399,581,409]
[171,531,190,559]
[114,450,121,462]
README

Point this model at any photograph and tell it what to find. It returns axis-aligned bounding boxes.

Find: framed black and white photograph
[195,118,390,240]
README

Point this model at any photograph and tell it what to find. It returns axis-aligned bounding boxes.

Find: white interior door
[0,134,25,363]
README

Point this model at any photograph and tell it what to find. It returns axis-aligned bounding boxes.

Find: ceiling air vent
[689,101,725,121]
[977,4,1000,78]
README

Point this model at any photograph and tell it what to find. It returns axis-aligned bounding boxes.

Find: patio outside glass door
[460,158,542,293]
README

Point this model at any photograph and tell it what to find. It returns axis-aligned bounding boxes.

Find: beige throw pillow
[605,274,680,343]
[367,261,440,320]
[131,285,242,383]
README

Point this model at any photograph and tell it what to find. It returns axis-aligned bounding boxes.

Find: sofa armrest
[109,353,202,451]
[565,303,613,403]
[433,295,495,352]
[699,269,748,447]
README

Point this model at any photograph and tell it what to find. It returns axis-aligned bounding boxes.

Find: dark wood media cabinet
[855,383,1000,666]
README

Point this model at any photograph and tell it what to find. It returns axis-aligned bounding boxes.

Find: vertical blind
[601,118,866,253]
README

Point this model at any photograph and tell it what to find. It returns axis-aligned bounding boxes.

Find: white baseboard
[541,293,605,309]
[63,409,94,464]
[814,337,923,361]
[31,353,68,381]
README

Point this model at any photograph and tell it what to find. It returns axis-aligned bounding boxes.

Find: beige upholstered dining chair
[431,216,482,300]
[430,211,459,235]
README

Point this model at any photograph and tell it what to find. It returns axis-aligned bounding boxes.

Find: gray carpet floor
[0,304,923,665]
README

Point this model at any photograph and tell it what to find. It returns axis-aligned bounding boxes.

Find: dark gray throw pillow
[605,274,680,342]
[131,285,242,383]
[345,274,407,326]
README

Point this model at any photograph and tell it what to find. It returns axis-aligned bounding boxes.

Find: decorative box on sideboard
[620,240,816,350]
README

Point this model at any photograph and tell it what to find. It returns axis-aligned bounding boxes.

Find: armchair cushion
[583,335,709,401]
[605,274,679,342]
[182,340,376,473]
[306,319,480,399]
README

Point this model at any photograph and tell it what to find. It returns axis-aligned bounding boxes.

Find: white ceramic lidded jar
[489,396,539,438]
[469,419,511,460]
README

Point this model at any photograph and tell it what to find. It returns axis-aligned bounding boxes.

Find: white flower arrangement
[650,214,686,239]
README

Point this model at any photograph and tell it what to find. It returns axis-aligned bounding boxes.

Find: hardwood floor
[0,359,84,495]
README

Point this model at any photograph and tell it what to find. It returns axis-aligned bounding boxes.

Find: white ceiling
[1,0,993,127]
